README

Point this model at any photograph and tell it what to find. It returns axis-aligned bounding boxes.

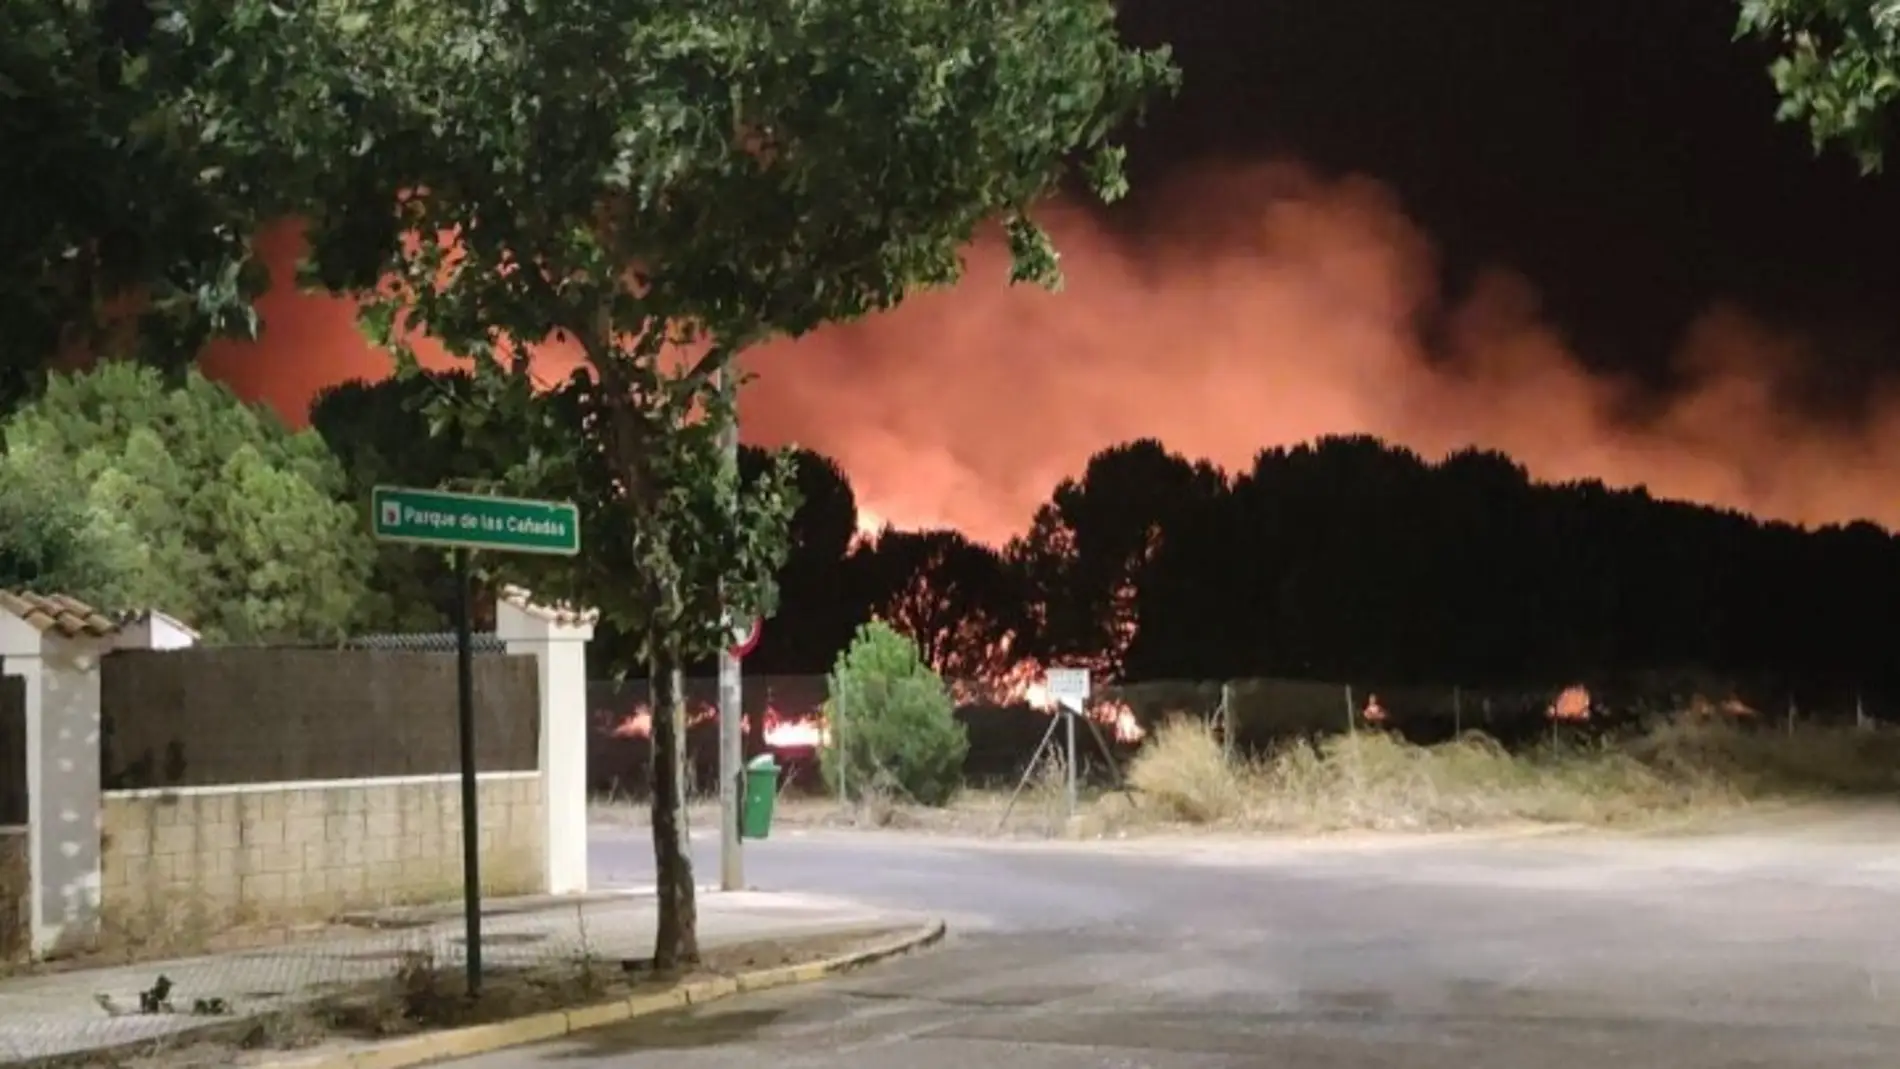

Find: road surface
[460,814,1900,1067]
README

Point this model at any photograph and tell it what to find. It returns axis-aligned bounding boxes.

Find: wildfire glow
[854,507,887,545]
[763,715,827,749]
[1547,685,1592,722]
[607,707,831,748]
[1019,678,1148,744]
[597,672,1145,750]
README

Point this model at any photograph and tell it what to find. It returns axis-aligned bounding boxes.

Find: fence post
[0,595,123,959]
[1452,685,1462,736]
[1344,684,1356,734]
[834,686,848,807]
[1219,681,1236,764]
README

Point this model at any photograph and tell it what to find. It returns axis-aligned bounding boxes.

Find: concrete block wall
[99,773,544,937]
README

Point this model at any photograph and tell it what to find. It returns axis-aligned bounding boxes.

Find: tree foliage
[221,0,1174,967]
[310,372,515,633]
[1738,0,1900,170]
[821,620,969,806]
[853,529,1021,690]
[0,363,372,641]
[0,0,331,412]
[0,456,137,605]
[1008,439,1224,678]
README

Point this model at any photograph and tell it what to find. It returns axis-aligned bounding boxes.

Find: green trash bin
[740,753,780,840]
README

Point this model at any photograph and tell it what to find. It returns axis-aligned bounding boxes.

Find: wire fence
[585,671,1894,799]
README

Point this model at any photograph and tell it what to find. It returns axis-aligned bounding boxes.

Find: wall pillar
[495,587,597,895]
[0,614,111,958]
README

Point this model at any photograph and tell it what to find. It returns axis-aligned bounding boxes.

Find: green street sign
[372,486,581,556]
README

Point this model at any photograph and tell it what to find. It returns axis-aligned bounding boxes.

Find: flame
[602,702,831,751]
[1547,684,1592,722]
[763,715,827,749]
[1362,693,1389,724]
[1017,673,1147,744]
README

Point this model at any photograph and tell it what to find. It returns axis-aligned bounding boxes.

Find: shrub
[822,621,969,806]
[1127,716,1243,823]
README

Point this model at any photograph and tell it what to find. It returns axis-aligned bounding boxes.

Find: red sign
[727,617,762,659]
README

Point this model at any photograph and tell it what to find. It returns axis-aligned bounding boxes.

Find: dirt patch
[24,927,912,1069]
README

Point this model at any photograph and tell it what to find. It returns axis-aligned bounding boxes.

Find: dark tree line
[312,376,1900,706]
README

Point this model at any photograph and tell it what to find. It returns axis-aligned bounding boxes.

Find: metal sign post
[997,667,1133,833]
[1046,668,1090,818]
[372,485,580,997]
[719,616,761,891]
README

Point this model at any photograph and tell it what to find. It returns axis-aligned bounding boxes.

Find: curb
[257,920,947,1069]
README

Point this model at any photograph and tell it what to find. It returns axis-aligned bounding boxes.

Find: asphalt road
[460,813,1900,1068]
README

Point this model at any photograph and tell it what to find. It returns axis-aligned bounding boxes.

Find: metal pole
[835,687,847,807]
[717,369,744,892]
[453,548,482,996]
[1064,704,1078,821]
[1219,681,1235,764]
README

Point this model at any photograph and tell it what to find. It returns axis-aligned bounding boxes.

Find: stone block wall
[99,773,544,937]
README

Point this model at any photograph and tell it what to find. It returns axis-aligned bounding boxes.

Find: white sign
[1045,667,1090,713]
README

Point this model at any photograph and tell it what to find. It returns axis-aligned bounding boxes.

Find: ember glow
[606,707,829,750]
[1547,685,1592,722]
[1019,678,1147,744]
[763,715,827,750]
[600,680,1142,750]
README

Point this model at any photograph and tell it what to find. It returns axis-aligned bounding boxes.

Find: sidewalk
[0,891,922,1065]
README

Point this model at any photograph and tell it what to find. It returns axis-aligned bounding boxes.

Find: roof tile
[0,590,122,639]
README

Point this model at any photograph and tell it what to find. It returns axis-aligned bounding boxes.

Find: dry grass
[1127,718,1246,823]
[587,716,1900,843]
[1114,714,1900,834]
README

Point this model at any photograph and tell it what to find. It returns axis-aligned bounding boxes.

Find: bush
[822,621,969,807]
[1127,716,1243,823]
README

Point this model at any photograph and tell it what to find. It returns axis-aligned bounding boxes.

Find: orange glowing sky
[201,161,1900,545]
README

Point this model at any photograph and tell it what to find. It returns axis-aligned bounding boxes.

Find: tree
[1738,0,1900,170]
[0,457,137,604]
[854,529,1023,693]
[0,363,373,641]
[737,446,862,675]
[1010,439,1224,677]
[0,0,332,412]
[246,0,1177,968]
[310,372,535,633]
[821,620,969,806]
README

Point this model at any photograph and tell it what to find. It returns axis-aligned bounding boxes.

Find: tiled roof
[499,585,599,627]
[0,590,121,639]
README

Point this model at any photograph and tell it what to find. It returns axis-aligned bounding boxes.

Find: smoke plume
[200,160,1900,545]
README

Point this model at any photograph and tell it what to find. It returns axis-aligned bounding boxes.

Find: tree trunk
[648,650,699,968]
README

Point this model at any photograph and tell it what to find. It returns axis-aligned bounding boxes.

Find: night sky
[1111,0,1900,395]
